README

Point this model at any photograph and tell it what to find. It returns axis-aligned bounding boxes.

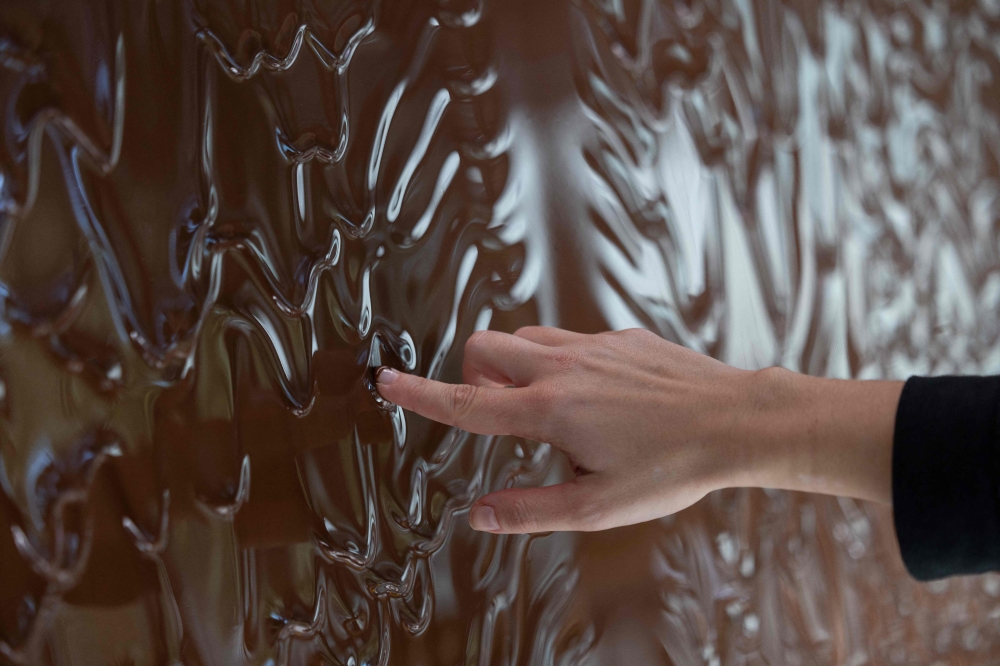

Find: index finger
[375,367,543,438]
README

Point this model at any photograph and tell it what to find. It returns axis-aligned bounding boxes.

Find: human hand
[376,327,901,535]
[375,327,768,534]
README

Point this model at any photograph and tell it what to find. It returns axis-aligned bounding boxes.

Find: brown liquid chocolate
[2,0,1000,663]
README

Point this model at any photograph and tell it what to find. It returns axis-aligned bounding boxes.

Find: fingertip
[375,366,407,403]
[469,503,500,532]
[376,366,401,386]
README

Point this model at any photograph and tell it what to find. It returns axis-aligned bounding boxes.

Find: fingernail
[469,504,500,532]
[377,367,400,385]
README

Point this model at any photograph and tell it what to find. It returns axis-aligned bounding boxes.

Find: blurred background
[2,0,1000,663]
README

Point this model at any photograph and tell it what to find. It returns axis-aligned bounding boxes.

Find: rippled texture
[2,0,1000,663]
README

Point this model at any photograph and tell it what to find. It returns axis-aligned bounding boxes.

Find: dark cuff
[892,375,1000,581]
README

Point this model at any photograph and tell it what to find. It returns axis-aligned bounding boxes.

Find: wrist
[720,366,812,491]
[688,366,797,495]
[720,366,902,504]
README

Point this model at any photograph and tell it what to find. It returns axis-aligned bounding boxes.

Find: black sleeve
[892,375,1000,581]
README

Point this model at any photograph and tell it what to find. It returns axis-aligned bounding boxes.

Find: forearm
[721,367,904,505]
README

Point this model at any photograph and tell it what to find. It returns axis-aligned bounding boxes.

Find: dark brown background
[2,0,1000,663]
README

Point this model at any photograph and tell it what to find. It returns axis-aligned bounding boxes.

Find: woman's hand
[375,327,903,534]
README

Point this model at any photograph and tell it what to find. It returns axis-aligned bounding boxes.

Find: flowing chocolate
[2,0,1000,663]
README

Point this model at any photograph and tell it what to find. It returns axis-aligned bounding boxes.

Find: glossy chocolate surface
[2,0,1000,663]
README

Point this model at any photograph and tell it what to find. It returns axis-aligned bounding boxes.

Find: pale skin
[375,327,905,534]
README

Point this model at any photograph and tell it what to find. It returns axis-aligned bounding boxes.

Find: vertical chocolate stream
[2,0,1000,663]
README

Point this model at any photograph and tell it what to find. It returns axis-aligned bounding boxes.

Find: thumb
[468,478,605,534]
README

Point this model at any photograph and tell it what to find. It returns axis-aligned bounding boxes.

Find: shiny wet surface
[2,0,1000,663]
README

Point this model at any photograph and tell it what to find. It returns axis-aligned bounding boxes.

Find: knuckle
[570,492,607,531]
[526,385,562,425]
[530,384,557,411]
[505,496,536,533]
[450,384,481,421]
[529,383,576,440]
[547,348,579,371]
[465,329,492,353]
[638,329,662,344]
[400,375,422,400]
[625,327,656,341]
[566,497,592,530]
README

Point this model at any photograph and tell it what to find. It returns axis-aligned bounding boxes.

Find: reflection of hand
[376,327,903,535]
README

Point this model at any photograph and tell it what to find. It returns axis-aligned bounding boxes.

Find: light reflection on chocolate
[2,0,1000,663]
